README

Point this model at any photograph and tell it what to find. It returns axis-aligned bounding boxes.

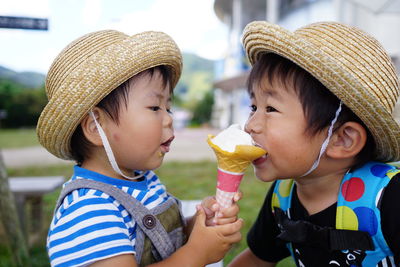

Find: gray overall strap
[55,179,175,260]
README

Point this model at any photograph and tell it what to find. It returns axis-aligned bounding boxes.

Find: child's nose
[164,111,173,128]
[245,113,262,134]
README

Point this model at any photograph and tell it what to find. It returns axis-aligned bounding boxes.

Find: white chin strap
[90,111,143,180]
[301,102,343,177]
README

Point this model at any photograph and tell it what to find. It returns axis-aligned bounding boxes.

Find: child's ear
[326,122,367,159]
[80,107,105,147]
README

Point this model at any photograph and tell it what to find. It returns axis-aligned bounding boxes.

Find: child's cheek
[112,133,120,142]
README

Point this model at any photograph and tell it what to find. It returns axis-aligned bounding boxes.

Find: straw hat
[37,30,182,160]
[242,21,400,162]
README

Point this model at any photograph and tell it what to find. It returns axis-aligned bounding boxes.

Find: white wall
[337,0,400,59]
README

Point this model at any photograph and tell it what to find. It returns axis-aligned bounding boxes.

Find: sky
[0,0,228,74]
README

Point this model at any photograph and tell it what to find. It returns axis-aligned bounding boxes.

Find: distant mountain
[176,53,215,102]
[182,53,215,73]
[0,53,214,92]
[0,66,45,88]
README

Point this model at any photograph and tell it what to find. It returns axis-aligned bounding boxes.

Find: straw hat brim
[37,31,182,160]
[242,21,400,162]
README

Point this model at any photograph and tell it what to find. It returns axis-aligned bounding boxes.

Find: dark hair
[247,53,375,167]
[70,65,173,164]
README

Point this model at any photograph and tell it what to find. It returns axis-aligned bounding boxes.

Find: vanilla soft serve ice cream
[211,124,253,152]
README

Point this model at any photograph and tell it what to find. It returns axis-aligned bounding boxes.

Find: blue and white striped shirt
[47,166,171,267]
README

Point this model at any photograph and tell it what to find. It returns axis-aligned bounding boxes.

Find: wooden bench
[9,176,65,243]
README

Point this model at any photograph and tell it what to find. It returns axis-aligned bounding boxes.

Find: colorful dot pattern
[272,162,397,266]
[336,162,395,265]
[272,179,294,214]
[336,163,393,235]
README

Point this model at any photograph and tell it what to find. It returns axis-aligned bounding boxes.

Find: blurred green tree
[0,79,46,128]
[190,89,214,126]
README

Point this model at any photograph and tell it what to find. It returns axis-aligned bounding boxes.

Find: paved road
[2,128,220,168]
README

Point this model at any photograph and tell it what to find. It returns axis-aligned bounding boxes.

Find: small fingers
[211,203,220,213]
[216,218,243,236]
[201,196,216,208]
[203,206,214,218]
[233,191,243,202]
[201,196,219,217]
[214,216,237,225]
[217,203,240,218]
[194,205,206,227]
[224,230,243,244]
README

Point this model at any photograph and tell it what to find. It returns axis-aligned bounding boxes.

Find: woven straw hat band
[37,30,182,160]
[242,21,400,162]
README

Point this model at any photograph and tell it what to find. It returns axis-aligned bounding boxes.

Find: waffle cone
[207,135,266,173]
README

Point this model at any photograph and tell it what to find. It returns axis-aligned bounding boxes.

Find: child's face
[245,79,326,182]
[104,71,174,172]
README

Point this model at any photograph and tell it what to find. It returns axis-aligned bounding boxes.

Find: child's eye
[249,105,257,112]
[167,108,173,114]
[150,106,161,111]
[266,106,277,112]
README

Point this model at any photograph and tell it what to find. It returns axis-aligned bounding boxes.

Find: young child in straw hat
[37,30,243,267]
[228,21,400,267]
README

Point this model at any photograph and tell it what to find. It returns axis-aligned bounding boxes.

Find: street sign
[0,16,48,31]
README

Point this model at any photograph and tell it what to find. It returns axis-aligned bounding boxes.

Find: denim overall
[55,179,185,266]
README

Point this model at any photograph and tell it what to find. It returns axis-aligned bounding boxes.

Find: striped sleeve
[47,192,135,267]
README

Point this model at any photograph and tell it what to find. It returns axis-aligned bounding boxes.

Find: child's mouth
[251,141,268,165]
[160,136,175,153]
[253,154,267,166]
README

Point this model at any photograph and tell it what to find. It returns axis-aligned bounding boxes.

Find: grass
[2,161,295,266]
[0,128,39,149]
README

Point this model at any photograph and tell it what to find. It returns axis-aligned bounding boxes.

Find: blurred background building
[211,0,400,129]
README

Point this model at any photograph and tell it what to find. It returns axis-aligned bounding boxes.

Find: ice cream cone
[216,188,237,209]
[207,135,266,209]
[207,135,266,173]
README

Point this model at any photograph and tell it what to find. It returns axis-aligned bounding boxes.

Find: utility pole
[267,0,279,23]
[0,151,30,267]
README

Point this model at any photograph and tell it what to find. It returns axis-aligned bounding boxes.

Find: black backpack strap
[274,207,374,251]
